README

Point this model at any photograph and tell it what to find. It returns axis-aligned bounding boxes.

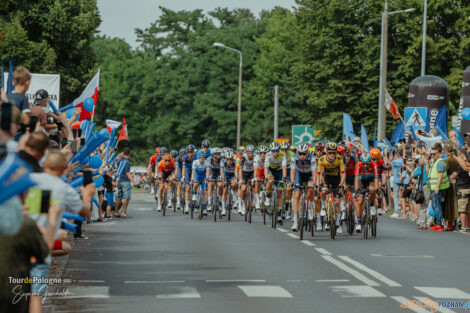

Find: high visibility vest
[427,159,450,191]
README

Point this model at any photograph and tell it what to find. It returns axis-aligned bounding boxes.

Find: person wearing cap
[30,89,57,131]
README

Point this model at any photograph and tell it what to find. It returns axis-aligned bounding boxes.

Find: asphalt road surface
[44,192,470,313]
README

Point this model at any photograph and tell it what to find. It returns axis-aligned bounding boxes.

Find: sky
[97,0,297,47]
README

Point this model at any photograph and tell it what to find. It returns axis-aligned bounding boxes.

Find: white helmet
[258,145,269,153]
[225,151,234,159]
[297,144,309,153]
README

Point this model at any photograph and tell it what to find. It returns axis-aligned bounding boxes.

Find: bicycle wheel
[371,216,377,238]
[328,200,335,240]
[262,197,266,225]
[300,193,306,240]
[362,201,369,239]
[227,192,231,221]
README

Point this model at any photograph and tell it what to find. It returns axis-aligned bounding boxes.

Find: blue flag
[361,124,369,152]
[373,123,377,147]
[7,56,14,94]
[0,59,4,88]
[391,121,406,143]
[343,113,356,140]
[434,106,447,134]
[454,128,465,147]
[424,109,431,133]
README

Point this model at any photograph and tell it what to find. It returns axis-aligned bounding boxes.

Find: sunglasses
[214,153,221,156]
[164,160,171,163]
[198,156,206,159]
[259,152,266,155]
[327,152,336,155]
[271,149,280,153]
[299,152,307,156]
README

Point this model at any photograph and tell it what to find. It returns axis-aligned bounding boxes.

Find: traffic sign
[405,107,427,130]
[292,125,315,145]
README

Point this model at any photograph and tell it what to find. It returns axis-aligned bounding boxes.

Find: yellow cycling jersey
[316,155,345,177]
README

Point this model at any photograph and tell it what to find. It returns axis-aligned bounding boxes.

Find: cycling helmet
[258,145,269,153]
[186,144,195,152]
[309,147,315,154]
[269,141,281,151]
[196,150,206,159]
[337,144,347,155]
[290,145,296,151]
[212,147,222,155]
[155,147,159,154]
[297,144,309,153]
[315,141,325,152]
[225,151,234,159]
[325,142,337,152]
[170,150,178,158]
[159,147,167,154]
[239,146,245,152]
[280,141,290,149]
[201,140,211,147]
[370,148,381,159]
[360,153,371,163]
[179,148,186,156]
[163,153,172,161]
[245,145,255,153]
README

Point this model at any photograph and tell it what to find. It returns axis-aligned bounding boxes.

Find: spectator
[6,67,31,120]
[443,142,459,230]
[390,148,404,218]
[416,128,443,148]
[114,147,139,218]
[30,90,57,131]
[18,131,49,172]
[428,143,449,231]
[401,159,413,218]
[413,153,431,229]
[451,148,470,232]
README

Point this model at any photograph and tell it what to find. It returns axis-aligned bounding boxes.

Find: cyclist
[253,145,269,210]
[370,147,388,215]
[315,141,325,159]
[290,144,317,231]
[206,147,223,213]
[354,153,379,233]
[174,148,186,210]
[281,141,294,217]
[316,142,346,235]
[221,150,238,216]
[148,147,160,194]
[201,139,212,158]
[182,144,195,213]
[264,141,285,224]
[156,153,176,212]
[191,150,209,215]
[237,145,255,215]
[337,144,349,220]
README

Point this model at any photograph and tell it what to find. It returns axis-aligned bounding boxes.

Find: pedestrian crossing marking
[238,285,293,298]
[331,285,386,298]
[414,287,470,299]
[156,286,201,299]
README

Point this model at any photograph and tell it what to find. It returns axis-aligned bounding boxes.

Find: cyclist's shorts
[194,172,207,190]
[242,170,254,183]
[183,171,191,186]
[324,175,341,197]
[285,169,291,181]
[161,171,172,181]
[224,172,235,184]
[256,168,265,180]
[294,171,313,191]
[346,176,355,191]
[358,177,375,193]
[268,168,283,187]
[210,168,221,181]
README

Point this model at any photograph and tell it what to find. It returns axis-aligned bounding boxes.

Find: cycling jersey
[192,159,208,175]
[282,151,295,168]
[354,161,379,180]
[316,155,345,177]
[205,156,222,179]
[221,159,236,174]
[158,160,175,173]
[290,154,317,173]
[182,154,194,170]
[239,154,254,172]
[345,157,356,177]
[265,152,285,170]
[253,155,265,169]
[175,155,183,178]
[374,158,386,175]
[149,154,161,169]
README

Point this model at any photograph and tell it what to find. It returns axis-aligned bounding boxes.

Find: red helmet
[370,148,381,159]
[155,147,160,154]
[315,142,325,152]
[337,144,347,155]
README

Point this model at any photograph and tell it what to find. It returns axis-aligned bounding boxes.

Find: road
[44,192,470,313]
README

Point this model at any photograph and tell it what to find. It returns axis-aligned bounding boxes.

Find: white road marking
[316,279,350,282]
[414,287,470,299]
[77,280,105,283]
[301,240,316,246]
[321,255,380,286]
[53,286,110,299]
[371,253,435,259]
[125,280,185,284]
[156,286,201,299]
[286,233,299,239]
[238,285,293,298]
[315,248,332,255]
[338,256,401,287]
[136,208,153,211]
[205,279,266,283]
[331,285,386,298]
[414,297,457,313]
[277,228,288,233]
[391,296,432,313]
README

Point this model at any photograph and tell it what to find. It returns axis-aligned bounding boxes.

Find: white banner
[3,73,61,108]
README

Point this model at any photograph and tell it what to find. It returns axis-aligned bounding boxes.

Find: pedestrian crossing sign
[405,107,427,130]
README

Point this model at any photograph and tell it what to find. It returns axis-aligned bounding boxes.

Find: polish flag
[384,89,400,120]
[118,118,128,141]
[74,70,100,121]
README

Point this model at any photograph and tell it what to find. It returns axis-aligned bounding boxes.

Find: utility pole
[377,0,389,141]
[274,85,279,141]
[421,0,428,76]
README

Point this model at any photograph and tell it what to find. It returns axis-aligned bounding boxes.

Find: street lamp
[421,0,428,76]
[377,1,415,140]
[213,42,243,149]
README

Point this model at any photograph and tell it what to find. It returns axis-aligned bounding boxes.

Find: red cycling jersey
[149,155,158,167]
[373,158,386,175]
[158,159,175,173]
[354,161,379,180]
[345,158,356,177]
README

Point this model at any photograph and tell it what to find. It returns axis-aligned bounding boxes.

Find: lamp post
[213,42,243,149]
[421,0,428,76]
[377,1,415,140]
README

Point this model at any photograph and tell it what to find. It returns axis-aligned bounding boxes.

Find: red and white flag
[118,118,128,141]
[74,70,100,121]
[384,89,400,120]
[105,119,121,134]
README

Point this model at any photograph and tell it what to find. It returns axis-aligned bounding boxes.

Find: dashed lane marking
[315,248,332,255]
[238,285,293,298]
[156,286,201,299]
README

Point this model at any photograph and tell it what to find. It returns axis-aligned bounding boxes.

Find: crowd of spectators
[0,67,138,313]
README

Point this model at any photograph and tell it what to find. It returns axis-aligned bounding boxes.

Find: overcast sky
[97,0,297,47]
